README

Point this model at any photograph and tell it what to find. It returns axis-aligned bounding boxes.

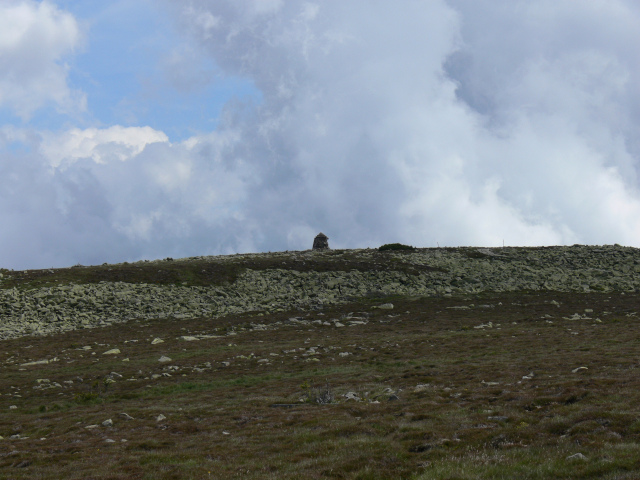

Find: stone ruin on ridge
[312,232,329,250]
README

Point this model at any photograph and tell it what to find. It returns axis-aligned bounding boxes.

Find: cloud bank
[1,0,640,269]
[0,0,85,119]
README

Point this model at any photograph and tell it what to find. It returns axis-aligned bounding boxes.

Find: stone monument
[313,232,329,250]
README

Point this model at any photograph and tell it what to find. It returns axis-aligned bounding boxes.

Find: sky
[1,0,640,270]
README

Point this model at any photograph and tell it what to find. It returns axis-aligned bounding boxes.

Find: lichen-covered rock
[1,245,639,339]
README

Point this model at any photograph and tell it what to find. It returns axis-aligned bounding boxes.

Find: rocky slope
[1,245,639,339]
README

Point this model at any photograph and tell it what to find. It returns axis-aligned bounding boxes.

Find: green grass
[1,259,640,478]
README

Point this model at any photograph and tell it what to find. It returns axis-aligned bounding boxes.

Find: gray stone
[566,453,587,461]
[312,233,329,250]
[2,245,640,340]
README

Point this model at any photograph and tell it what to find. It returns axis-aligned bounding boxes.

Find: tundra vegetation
[0,245,639,479]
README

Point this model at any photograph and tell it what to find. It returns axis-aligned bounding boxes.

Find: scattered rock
[344,392,361,401]
[120,413,134,420]
[158,356,172,363]
[566,453,587,461]
[156,414,166,422]
[9,405,17,410]
[20,358,57,367]
[102,419,113,427]
[151,338,164,345]
[2,245,640,340]
[103,349,121,355]
[180,336,199,341]
[377,303,394,310]
[474,322,493,329]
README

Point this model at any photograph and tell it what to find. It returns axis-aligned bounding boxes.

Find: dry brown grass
[1,291,640,478]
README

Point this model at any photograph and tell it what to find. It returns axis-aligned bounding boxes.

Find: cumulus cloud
[2,0,640,269]
[163,0,640,250]
[0,125,257,269]
[0,0,85,119]
[40,126,169,167]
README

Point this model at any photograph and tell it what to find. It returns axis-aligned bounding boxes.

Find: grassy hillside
[1,246,639,479]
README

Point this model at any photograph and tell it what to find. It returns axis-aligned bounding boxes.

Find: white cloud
[2,0,640,269]
[162,0,640,251]
[40,125,169,167]
[0,124,257,268]
[0,0,85,119]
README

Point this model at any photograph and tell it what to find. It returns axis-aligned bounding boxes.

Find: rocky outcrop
[0,245,638,339]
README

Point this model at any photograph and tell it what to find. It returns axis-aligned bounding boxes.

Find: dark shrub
[378,243,415,252]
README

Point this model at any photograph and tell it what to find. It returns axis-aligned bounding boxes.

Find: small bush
[73,392,100,403]
[301,381,334,404]
[378,243,415,252]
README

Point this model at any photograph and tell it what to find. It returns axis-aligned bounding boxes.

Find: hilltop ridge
[1,244,638,339]
[1,245,640,479]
